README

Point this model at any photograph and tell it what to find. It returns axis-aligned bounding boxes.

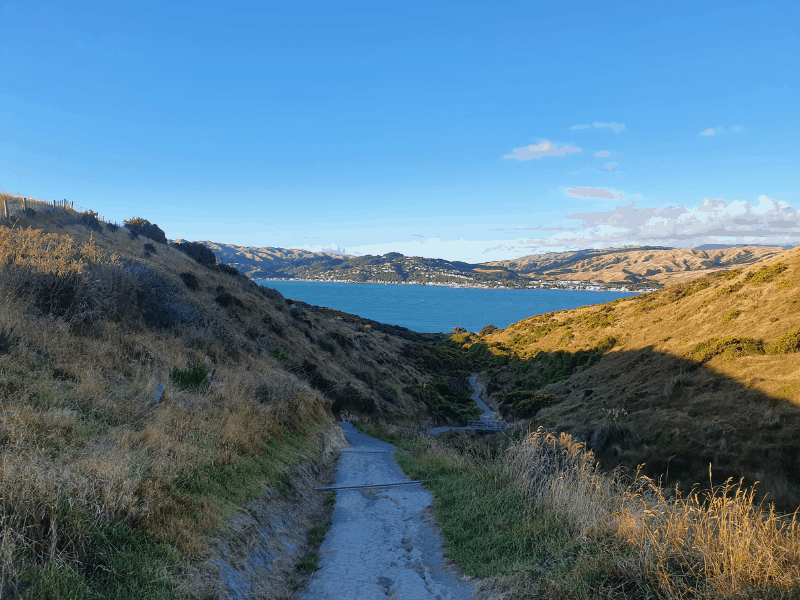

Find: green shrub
[515,393,557,416]
[687,337,765,363]
[169,364,209,391]
[593,336,617,352]
[296,553,319,573]
[765,328,800,355]
[269,347,290,362]
[468,342,489,357]
[745,263,788,284]
[329,331,349,348]
[581,312,614,329]
[450,333,472,344]
[479,324,498,336]
[722,309,742,324]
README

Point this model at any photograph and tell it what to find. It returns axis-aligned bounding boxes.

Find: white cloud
[504,140,582,160]
[515,195,800,251]
[593,122,626,133]
[604,162,618,172]
[700,128,716,136]
[595,150,611,158]
[566,187,624,200]
[570,124,591,130]
[300,242,347,254]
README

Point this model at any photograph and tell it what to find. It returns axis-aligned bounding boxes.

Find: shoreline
[253,277,652,293]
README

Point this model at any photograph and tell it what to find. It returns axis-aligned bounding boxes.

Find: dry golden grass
[504,426,800,598]
[0,195,448,593]
[0,204,338,590]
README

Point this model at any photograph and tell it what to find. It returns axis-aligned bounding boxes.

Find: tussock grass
[0,204,336,595]
[398,427,800,598]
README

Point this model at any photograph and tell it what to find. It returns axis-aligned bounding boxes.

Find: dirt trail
[301,422,475,599]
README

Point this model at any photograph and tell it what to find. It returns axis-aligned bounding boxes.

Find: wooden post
[23,198,27,212]
[2,198,8,219]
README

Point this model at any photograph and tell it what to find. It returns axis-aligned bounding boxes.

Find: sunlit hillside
[476,247,800,510]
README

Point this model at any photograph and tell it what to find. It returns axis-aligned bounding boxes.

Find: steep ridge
[473,247,800,510]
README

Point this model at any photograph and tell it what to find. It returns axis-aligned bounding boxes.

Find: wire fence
[0,192,120,228]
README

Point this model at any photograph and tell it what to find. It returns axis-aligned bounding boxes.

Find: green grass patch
[296,553,320,574]
[351,421,413,451]
[169,364,209,392]
[22,516,185,600]
[309,524,330,545]
[394,444,605,595]
[174,428,316,513]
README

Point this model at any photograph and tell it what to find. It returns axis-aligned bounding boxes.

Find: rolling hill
[195,241,788,291]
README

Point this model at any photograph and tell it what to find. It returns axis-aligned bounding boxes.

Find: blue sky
[2,1,798,262]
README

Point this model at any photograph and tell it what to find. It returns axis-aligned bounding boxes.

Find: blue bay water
[257,281,636,333]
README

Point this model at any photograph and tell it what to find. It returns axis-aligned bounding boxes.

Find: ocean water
[257,281,636,333]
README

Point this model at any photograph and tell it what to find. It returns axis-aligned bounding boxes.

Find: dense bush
[688,337,765,363]
[173,241,217,267]
[479,324,498,336]
[124,217,168,244]
[766,327,800,354]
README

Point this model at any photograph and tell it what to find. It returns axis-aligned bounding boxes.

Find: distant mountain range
[183,241,790,291]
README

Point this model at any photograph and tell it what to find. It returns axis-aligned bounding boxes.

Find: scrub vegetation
[0,193,479,598]
[2,191,800,599]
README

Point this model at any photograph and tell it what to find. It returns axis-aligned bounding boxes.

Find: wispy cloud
[504,140,581,160]
[570,122,626,133]
[593,121,626,133]
[700,125,745,136]
[566,187,625,199]
[604,162,618,172]
[595,150,611,157]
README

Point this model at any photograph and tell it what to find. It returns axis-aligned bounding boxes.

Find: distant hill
[193,241,789,291]
[487,245,789,286]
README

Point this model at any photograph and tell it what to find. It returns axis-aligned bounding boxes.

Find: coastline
[253,277,653,293]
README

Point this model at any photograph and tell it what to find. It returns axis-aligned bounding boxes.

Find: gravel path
[301,422,474,600]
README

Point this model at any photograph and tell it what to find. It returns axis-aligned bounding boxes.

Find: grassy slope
[475,247,800,511]
[0,194,475,597]
[487,245,788,286]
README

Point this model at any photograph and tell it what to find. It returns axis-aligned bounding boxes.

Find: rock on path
[301,422,474,600]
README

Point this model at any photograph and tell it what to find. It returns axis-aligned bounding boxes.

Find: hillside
[197,241,787,291]
[469,247,800,511]
[488,245,788,286]
[0,195,481,597]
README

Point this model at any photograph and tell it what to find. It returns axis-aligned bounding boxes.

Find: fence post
[2,198,7,219]
[23,198,27,213]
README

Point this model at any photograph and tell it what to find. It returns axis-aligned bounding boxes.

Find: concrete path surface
[301,422,474,600]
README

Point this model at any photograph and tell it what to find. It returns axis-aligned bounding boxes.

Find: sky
[1,1,799,263]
